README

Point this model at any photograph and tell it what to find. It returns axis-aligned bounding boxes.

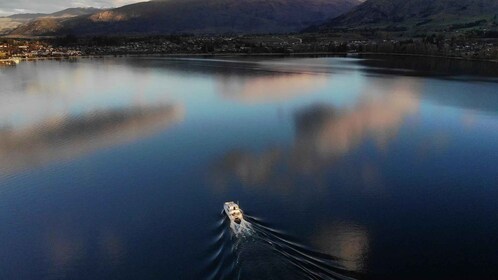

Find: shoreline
[1,51,497,65]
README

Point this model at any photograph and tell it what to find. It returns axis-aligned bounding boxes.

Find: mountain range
[0,8,100,35]
[3,0,498,37]
[311,0,498,33]
[6,0,361,36]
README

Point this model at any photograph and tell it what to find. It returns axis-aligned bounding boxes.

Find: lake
[0,56,497,280]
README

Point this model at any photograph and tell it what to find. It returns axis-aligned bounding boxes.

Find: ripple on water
[203,211,359,280]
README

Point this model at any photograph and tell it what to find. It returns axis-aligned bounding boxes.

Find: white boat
[224,201,243,224]
[224,201,254,237]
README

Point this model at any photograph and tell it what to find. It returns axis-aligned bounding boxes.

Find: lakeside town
[1,34,498,65]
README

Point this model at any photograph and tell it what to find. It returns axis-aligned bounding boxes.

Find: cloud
[0,0,146,16]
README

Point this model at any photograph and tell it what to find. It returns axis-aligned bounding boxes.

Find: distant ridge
[46,7,102,18]
[0,7,101,35]
[308,0,498,33]
[8,0,362,36]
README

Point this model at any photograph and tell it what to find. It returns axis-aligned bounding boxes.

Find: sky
[0,0,145,16]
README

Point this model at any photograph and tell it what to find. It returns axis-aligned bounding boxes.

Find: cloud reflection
[213,80,420,190]
[42,222,127,277]
[217,73,327,104]
[44,229,84,276]
[0,104,184,175]
[312,223,369,272]
[292,83,419,172]
[99,228,126,266]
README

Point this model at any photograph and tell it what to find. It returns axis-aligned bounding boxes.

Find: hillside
[6,18,63,36]
[310,0,498,32]
[49,8,101,18]
[0,8,100,35]
[8,0,362,36]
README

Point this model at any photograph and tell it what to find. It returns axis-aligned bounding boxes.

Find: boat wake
[230,219,255,238]
[202,208,358,280]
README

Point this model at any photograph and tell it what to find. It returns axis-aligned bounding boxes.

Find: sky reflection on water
[212,78,420,191]
[0,56,497,279]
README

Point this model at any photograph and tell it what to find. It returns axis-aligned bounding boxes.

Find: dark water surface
[0,56,497,280]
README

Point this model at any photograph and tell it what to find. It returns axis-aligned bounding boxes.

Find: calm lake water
[0,56,497,280]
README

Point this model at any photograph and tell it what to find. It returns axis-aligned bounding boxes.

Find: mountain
[48,7,102,18]
[7,7,101,20]
[7,13,46,20]
[8,0,362,36]
[0,8,100,35]
[310,0,498,32]
[6,18,63,36]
